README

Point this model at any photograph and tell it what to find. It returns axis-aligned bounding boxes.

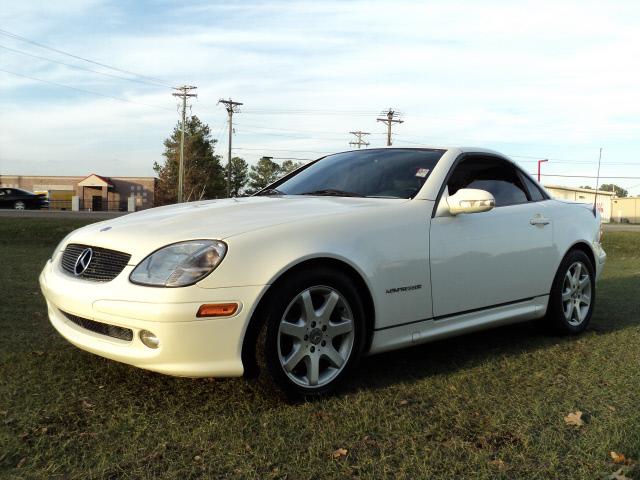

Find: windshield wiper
[300,189,364,197]
[256,188,285,196]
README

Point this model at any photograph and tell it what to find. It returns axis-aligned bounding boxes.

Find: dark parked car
[0,188,49,210]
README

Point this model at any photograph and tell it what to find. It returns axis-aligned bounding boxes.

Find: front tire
[258,268,366,398]
[545,249,595,334]
[14,201,26,210]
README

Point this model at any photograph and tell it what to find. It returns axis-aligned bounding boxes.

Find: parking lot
[1,216,639,479]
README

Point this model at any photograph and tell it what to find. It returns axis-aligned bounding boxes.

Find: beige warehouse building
[611,197,640,224]
[544,184,615,223]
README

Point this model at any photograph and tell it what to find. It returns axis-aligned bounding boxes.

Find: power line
[537,174,640,179]
[377,108,404,146]
[0,68,174,111]
[349,131,370,149]
[0,28,173,88]
[0,44,170,89]
[233,147,333,154]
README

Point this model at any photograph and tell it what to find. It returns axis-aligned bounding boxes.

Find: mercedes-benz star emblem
[74,248,93,276]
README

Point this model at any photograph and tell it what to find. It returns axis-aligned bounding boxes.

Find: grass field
[1,217,639,479]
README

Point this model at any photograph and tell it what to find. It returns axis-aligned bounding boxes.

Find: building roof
[78,174,114,188]
[544,184,616,196]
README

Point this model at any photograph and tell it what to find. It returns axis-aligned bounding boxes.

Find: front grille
[61,310,133,342]
[61,244,131,282]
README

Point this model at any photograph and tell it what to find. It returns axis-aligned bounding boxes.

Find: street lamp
[537,159,548,182]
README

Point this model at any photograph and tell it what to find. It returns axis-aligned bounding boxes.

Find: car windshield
[270,148,445,199]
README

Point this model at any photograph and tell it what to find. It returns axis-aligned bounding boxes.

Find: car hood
[67,196,407,262]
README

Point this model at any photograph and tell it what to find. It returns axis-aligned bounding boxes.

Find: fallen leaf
[16,458,26,468]
[564,410,584,427]
[0,410,8,416]
[80,400,94,409]
[398,400,409,406]
[607,405,616,412]
[194,455,202,462]
[332,448,348,459]
[609,468,632,480]
[611,452,627,464]
[489,459,506,470]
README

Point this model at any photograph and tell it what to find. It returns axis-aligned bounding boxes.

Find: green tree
[247,156,282,193]
[154,116,225,204]
[229,156,249,197]
[280,159,304,175]
[599,183,628,197]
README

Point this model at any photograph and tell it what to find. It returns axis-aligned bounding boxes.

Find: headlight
[130,240,227,287]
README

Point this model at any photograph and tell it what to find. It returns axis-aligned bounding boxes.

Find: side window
[448,157,529,207]
[521,174,545,202]
[0,190,5,196]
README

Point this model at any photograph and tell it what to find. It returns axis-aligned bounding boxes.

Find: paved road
[0,209,128,220]
[603,223,640,233]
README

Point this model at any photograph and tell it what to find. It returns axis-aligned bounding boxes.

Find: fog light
[139,330,160,349]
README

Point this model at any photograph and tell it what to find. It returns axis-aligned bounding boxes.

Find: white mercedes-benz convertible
[40,147,606,396]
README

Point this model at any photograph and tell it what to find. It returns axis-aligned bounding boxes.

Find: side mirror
[447,188,495,215]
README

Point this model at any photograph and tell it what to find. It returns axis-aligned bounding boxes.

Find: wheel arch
[241,257,376,377]
[564,241,596,271]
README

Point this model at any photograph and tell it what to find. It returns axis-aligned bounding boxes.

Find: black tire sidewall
[547,250,596,334]
[261,267,366,398]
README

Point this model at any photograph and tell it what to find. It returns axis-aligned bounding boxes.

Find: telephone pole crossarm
[376,108,404,146]
[218,98,244,198]
[348,130,370,149]
[172,85,198,203]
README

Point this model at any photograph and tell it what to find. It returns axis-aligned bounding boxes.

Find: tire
[545,249,595,334]
[14,201,26,210]
[256,267,366,399]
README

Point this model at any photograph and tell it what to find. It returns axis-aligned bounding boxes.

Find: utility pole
[537,159,548,182]
[376,108,403,146]
[349,131,370,149]
[172,85,197,203]
[218,98,243,197]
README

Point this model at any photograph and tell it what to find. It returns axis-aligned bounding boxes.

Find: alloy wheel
[561,261,592,326]
[277,286,355,388]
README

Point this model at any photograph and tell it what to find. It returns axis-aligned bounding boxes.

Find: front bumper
[594,241,607,280]
[39,256,268,377]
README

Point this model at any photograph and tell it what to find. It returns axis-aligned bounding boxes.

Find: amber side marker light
[197,303,239,318]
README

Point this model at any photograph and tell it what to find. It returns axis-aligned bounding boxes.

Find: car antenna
[593,147,602,217]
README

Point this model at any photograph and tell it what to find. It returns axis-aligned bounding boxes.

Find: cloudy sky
[1,0,639,193]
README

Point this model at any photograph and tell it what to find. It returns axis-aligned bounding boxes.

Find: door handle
[530,216,550,226]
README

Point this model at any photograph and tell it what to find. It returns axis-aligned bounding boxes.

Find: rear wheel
[545,250,595,334]
[14,201,26,210]
[257,268,366,398]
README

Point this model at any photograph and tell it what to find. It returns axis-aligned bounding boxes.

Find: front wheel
[258,268,366,398]
[545,249,595,334]
[14,201,26,210]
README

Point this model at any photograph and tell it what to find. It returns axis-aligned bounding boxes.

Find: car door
[429,155,555,317]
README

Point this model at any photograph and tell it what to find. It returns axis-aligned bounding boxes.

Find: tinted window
[521,174,545,201]
[274,148,445,198]
[448,157,528,206]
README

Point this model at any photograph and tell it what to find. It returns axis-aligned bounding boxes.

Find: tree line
[153,116,303,205]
